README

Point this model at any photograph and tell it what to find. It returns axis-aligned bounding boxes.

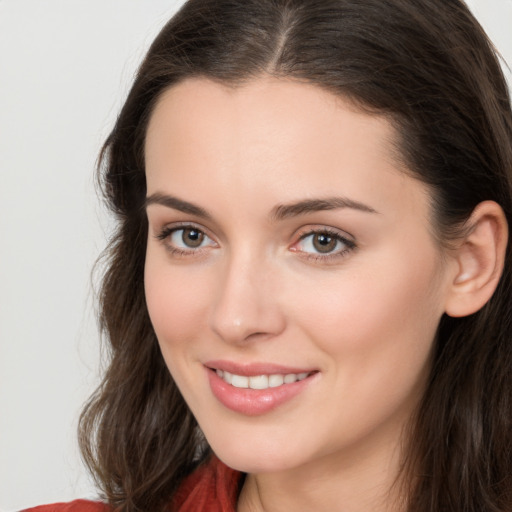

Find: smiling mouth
[212,369,315,390]
[206,364,319,415]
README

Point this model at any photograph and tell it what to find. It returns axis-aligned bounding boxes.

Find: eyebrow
[145,192,378,220]
[271,197,378,220]
[145,192,212,219]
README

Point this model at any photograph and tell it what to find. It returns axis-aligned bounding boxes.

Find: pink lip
[204,361,319,416]
[204,359,316,376]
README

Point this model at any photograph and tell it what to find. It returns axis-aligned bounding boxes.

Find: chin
[206,430,308,474]
[217,451,298,475]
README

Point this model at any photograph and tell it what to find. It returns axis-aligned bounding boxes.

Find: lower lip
[206,368,317,416]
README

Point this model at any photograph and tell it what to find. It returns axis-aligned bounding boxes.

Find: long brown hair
[79,1,512,510]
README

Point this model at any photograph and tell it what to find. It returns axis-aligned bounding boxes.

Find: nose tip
[213,315,265,343]
[209,268,285,345]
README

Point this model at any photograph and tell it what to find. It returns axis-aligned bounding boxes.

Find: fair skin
[143,77,506,511]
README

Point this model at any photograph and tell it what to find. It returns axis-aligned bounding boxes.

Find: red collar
[171,455,243,511]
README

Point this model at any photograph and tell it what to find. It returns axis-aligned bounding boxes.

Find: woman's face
[144,77,456,475]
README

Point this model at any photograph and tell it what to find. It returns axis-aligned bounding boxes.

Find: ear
[445,201,508,318]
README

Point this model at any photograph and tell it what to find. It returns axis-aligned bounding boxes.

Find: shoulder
[22,499,110,512]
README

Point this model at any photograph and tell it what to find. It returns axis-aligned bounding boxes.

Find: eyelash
[155,224,357,262]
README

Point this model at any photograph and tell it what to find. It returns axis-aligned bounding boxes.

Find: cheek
[144,249,210,358]
[291,249,444,392]
[282,256,444,449]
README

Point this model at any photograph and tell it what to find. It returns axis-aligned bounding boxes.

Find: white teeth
[249,375,269,389]
[284,373,297,384]
[216,370,311,389]
[231,374,249,388]
[269,374,284,387]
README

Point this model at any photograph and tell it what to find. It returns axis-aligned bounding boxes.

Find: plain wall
[0,1,510,510]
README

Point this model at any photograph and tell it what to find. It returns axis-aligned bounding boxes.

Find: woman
[26,0,511,511]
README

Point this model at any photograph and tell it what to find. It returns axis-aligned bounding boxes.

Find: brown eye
[312,233,338,253]
[182,228,204,248]
[293,229,356,260]
[156,225,216,255]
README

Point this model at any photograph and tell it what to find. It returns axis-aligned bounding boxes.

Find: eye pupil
[182,228,204,248]
[313,233,337,253]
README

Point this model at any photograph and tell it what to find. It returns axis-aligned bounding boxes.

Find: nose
[209,252,286,344]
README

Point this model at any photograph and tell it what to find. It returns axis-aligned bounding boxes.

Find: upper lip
[204,360,317,376]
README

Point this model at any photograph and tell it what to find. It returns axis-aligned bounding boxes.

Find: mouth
[204,361,319,415]
[212,368,313,390]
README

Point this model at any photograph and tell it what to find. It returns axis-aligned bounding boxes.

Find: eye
[292,229,356,259]
[171,227,208,248]
[156,225,217,255]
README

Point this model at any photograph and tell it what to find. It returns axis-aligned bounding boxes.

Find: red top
[22,456,242,512]
[21,500,109,512]
[171,454,242,511]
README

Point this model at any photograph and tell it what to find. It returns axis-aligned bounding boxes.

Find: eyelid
[154,221,216,240]
[294,223,355,240]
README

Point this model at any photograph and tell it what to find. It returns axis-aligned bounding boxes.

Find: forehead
[144,76,430,227]
[146,77,398,156]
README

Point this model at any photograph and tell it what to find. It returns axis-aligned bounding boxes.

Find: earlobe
[445,201,508,318]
